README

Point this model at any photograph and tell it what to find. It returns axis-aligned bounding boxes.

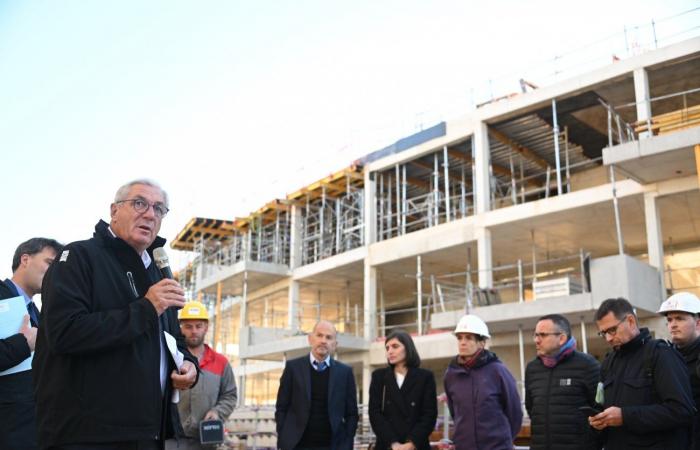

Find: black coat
[33,220,198,448]
[600,328,694,450]
[525,350,600,450]
[0,279,39,450]
[677,337,700,450]
[368,367,437,450]
[275,355,359,450]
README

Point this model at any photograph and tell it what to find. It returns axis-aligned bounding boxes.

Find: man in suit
[275,320,358,450]
[0,237,63,450]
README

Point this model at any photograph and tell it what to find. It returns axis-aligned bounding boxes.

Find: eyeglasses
[116,198,169,218]
[533,332,562,340]
[597,315,629,338]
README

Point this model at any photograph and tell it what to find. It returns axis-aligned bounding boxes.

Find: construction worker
[658,292,700,450]
[167,301,238,449]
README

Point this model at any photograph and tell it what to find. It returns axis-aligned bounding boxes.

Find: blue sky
[1,0,698,271]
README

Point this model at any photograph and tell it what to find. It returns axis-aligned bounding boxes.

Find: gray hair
[114,179,169,208]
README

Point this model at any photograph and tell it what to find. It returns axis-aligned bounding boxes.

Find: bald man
[275,321,358,450]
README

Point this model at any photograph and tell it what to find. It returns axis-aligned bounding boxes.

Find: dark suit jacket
[368,367,437,450]
[0,278,39,450]
[275,355,359,450]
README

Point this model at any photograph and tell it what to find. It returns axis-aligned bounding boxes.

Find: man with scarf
[525,314,600,450]
[443,314,522,450]
[657,292,700,450]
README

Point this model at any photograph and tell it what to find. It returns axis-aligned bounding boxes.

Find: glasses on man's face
[116,198,169,218]
[532,332,562,340]
[597,315,629,338]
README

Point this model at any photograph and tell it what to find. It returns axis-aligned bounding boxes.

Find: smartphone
[578,406,602,416]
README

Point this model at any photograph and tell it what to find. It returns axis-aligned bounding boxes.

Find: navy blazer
[0,278,39,450]
[275,355,359,450]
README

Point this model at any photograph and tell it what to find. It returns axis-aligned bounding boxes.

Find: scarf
[458,348,484,369]
[539,336,577,368]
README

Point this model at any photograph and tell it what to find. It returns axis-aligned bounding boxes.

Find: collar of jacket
[618,327,652,354]
[448,349,498,372]
[676,335,700,363]
[93,219,166,259]
[93,220,167,296]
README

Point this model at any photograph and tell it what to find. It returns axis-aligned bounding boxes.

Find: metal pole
[466,247,473,312]
[379,173,384,240]
[380,284,386,337]
[417,256,423,335]
[518,325,526,399]
[395,165,400,235]
[580,317,588,353]
[433,153,439,225]
[552,99,563,196]
[518,259,524,303]
[402,165,407,234]
[609,165,625,255]
[320,186,326,257]
[564,127,571,193]
[460,164,466,217]
[509,153,517,204]
[335,197,341,254]
[443,146,451,221]
[579,248,586,292]
[651,19,658,49]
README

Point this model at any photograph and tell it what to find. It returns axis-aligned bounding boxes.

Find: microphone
[153,247,174,280]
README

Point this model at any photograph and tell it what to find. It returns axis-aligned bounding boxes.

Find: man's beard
[187,335,205,348]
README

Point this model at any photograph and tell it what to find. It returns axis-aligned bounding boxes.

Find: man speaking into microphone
[34,179,199,450]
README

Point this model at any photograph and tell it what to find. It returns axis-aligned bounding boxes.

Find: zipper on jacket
[126,271,138,297]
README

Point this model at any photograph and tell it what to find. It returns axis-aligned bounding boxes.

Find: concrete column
[474,121,492,214]
[644,191,666,296]
[289,205,302,269]
[364,171,377,245]
[364,262,377,340]
[287,280,300,331]
[238,361,246,407]
[634,68,653,139]
[477,228,493,289]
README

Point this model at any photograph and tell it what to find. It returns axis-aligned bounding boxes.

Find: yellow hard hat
[179,301,209,320]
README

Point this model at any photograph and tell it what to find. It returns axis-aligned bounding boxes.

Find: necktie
[315,360,327,372]
[27,302,39,326]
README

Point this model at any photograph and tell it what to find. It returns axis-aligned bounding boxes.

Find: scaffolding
[376,140,475,241]
[379,250,590,337]
[489,111,599,207]
[288,166,365,265]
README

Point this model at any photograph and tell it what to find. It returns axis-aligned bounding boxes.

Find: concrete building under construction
[171,35,700,445]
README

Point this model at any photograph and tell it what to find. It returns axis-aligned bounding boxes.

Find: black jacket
[275,355,358,450]
[600,328,694,450]
[525,350,600,450]
[368,367,437,450]
[0,279,39,450]
[33,220,198,448]
[677,336,700,450]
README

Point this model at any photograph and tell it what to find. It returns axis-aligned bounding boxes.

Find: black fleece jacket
[33,220,198,448]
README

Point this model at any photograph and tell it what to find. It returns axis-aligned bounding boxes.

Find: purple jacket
[444,350,523,450]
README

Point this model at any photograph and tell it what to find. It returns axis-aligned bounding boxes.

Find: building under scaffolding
[171,37,700,447]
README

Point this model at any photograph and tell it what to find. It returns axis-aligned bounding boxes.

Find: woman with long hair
[369,330,437,450]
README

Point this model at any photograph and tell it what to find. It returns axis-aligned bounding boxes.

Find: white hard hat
[657,292,700,315]
[454,314,490,338]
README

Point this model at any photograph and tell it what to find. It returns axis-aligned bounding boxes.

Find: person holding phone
[368,329,437,450]
[525,314,600,450]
